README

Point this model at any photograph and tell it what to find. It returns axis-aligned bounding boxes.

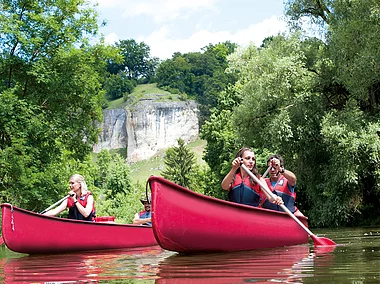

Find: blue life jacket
[139,210,152,226]
[261,177,296,213]
[228,172,261,207]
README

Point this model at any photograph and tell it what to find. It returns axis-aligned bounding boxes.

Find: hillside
[106,83,181,109]
[129,139,207,184]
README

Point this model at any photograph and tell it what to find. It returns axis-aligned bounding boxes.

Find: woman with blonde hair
[43,174,96,221]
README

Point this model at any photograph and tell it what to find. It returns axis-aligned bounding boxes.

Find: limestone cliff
[93,100,199,163]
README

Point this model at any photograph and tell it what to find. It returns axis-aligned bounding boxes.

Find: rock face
[93,109,127,152]
[93,100,199,163]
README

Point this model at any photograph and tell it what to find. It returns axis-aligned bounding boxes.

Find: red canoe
[148,176,309,253]
[1,203,157,254]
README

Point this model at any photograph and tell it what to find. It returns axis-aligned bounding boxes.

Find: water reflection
[2,227,379,284]
[1,244,320,283]
[2,245,169,283]
[156,245,315,283]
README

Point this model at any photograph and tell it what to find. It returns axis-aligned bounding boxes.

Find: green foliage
[198,1,380,227]
[97,182,146,224]
[92,150,142,223]
[108,39,159,83]
[155,42,238,125]
[285,0,380,112]
[95,150,112,187]
[104,154,132,196]
[161,139,202,191]
[310,100,380,226]
[156,55,193,94]
[0,0,117,211]
[327,0,380,110]
[103,73,136,100]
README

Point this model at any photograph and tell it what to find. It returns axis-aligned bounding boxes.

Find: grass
[129,139,207,184]
[106,83,180,110]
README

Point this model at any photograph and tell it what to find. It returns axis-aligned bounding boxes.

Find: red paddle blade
[311,234,336,246]
[314,245,337,255]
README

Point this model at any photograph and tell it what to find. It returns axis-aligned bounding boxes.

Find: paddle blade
[311,234,336,246]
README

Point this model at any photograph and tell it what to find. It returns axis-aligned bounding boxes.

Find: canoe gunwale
[1,203,150,228]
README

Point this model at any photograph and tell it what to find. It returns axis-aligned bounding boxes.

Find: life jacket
[260,177,296,213]
[67,191,96,221]
[139,210,152,226]
[228,172,261,207]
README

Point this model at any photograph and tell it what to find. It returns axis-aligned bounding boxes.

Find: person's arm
[133,213,151,225]
[74,194,94,218]
[271,157,297,187]
[132,213,140,224]
[259,177,284,205]
[282,169,296,187]
[221,158,241,190]
[43,200,67,217]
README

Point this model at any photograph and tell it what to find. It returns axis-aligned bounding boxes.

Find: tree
[155,42,238,125]
[103,73,136,101]
[104,154,132,196]
[109,39,159,83]
[282,0,380,226]
[156,53,193,94]
[161,139,197,189]
[200,1,380,227]
[285,0,380,112]
[0,0,117,209]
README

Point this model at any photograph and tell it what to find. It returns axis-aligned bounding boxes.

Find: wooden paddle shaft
[241,164,314,236]
[262,166,271,178]
[39,194,71,214]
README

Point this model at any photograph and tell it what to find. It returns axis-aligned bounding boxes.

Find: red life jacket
[260,177,296,213]
[67,191,96,221]
[228,172,261,207]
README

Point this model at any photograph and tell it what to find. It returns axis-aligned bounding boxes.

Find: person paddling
[221,147,283,207]
[260,154,305,217]
[43,174,96,221]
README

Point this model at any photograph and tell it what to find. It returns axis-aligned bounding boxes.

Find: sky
[90,0,288,60]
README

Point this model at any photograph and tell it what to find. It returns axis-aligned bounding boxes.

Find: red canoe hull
[148,176,309,253]
[1,203,157,254]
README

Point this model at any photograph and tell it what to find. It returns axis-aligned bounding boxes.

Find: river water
[0,226,379,283]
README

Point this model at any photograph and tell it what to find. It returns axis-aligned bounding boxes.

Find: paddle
[39,194,72,214]
[241,164,336,247]
[261,166,271,178]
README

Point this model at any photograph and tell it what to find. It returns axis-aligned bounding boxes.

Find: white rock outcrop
[93,100,199,163]
[93,109,127,152]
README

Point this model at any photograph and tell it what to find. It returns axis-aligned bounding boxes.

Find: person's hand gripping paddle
[241,163,336,247]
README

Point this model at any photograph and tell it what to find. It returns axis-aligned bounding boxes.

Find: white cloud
[139,16,287,59]
[94,0,287,59]
[93,0,220,22]
[90,0,123,9]
[104,32,119,45]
